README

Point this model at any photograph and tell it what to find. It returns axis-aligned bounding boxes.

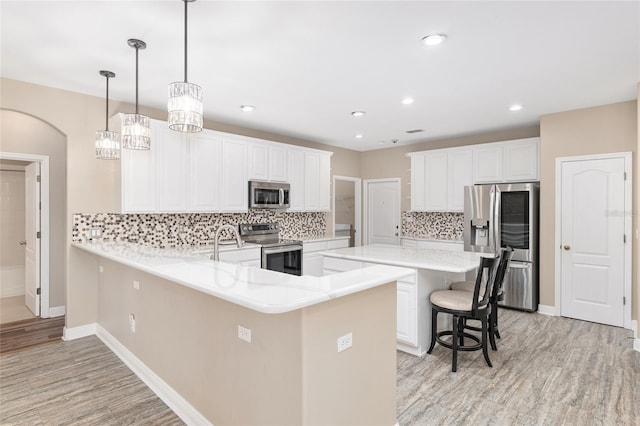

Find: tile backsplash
[402,211,464,241]
[72,211,326,247]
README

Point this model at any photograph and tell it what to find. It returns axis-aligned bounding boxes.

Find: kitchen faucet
[213,224,243,261]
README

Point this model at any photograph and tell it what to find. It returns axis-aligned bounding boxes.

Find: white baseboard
[634,338,640,352]
[62,323,96,341]
[537,304,556,316]
[96,325,211,426]
[48,305,65,317]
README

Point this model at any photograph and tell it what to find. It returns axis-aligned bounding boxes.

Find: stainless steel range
[239,223,303,276]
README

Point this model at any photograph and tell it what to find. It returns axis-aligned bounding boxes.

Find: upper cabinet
[120,117,331,214]
[408,137,538,212]
[473,137,539,183]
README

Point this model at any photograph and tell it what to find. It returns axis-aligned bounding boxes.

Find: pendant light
[168,0,203,133]
[122,38,151,150]
[95,70,121,160]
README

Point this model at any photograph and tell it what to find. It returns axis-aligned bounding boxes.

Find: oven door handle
[263,245,303,255]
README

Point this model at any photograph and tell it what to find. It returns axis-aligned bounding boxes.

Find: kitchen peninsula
[70,242,413,426]
[321,244,482,356]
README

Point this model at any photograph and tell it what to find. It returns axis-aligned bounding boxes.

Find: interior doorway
[0,153,50,323]
[363,178,401,245]
[555,152,632,329]
[333,176,361,247]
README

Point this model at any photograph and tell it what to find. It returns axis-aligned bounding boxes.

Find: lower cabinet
[303,238,350,277]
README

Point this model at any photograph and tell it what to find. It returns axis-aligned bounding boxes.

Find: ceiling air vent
[406,129,424,134]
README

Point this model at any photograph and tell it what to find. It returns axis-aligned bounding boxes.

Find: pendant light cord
[135,45,139,114]
[184,0,188,83]
[105,75,110,131]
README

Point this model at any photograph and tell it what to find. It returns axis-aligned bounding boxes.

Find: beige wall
[360,126,540,211]
[539,101,638,320]
[0,110,67,307]
[0,167,25,267]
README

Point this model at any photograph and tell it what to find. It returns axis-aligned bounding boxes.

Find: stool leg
[481,315,492,368]
[459,317,465,347]
[452,315,458,373]
[427,308,438,354]
[489,307,498,351]
[493,302,501,339]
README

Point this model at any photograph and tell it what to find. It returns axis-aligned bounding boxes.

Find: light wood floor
[0,296,36,324]
[0,310,638,425]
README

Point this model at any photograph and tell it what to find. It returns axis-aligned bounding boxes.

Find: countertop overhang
[72,242,414,314]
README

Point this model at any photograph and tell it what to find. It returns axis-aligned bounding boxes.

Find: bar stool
[450,247,513,350]
[427,256,498,372]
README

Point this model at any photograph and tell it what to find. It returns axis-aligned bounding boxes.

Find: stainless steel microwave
[248,180,290,209]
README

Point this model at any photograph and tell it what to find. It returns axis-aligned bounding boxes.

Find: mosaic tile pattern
[401,211,464,241]
[72,211,327,247]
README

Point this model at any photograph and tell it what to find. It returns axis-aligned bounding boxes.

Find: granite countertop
[73,242,413,314]
[320,244,482,273]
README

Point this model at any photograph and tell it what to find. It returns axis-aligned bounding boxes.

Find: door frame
[554,151,632,329]
[362,178,401,246]
[332,175,362,246]
[0,151,50,318]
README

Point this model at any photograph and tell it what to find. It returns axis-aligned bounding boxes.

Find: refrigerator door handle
[508,262,531,269]
[491,186,500,253]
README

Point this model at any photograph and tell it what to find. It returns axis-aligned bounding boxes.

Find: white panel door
[560,157,625,326]
[447,149,473,211]
[189,131,221,211]
[366,180,400,245]
[220,136,248,212]
[24,162,40,316]
[287,149,305,211]
[424,152,448,211]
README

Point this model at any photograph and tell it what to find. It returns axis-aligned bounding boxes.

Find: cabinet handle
[563,245,571,251]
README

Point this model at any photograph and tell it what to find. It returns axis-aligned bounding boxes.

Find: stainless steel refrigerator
[463,183,539,311]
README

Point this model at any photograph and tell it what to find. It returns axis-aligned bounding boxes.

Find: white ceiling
[1,1,638,152]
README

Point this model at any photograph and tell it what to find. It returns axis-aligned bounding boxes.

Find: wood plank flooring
[0,317,64,354]
[0,310,638,425]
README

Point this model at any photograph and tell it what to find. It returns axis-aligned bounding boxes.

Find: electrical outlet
[98,265,104,273]
[177,224,186,234]
[133,280,140,290]
[90,227,103,238]
[129,314,136,333]
[337,332,353,352]
[238,325,251,343]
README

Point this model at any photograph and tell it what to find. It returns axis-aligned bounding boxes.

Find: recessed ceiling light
[401,97,414,105]
[421,34,447,46]
[355,134,363,139]
[509,104,523,112]
[351,111,366,117]
[240,105,255,112]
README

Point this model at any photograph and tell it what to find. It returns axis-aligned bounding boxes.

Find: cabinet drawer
[323,257,363,272]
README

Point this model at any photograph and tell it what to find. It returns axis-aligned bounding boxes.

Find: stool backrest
[472,256,499,315]
[491,247,514,301]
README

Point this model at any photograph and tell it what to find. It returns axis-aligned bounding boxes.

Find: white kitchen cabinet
[305,152,320,211]
[305,238,350,276]
[121,141,156,212]
[408,147,472,212]
[473,137,539,183]
[396,279,417,346]
[293,150,332,212]
[189,131,222,212]
[220,136,248,212]
[287,148,306,211]
[248,141,288,182]
[156,124,189,212]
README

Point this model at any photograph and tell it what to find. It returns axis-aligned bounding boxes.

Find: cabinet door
[248,141,269,181]
[447,149,473,211]
[304,152,320,211]
[318,152,331,211]
[396,281,417,345]
[157,127,189,212]
[269,145,288,182]
[303,253,324,277]
[503,139,539,181]
[424,151,448,211]
[409,155,425,211]
[220,136,248,212]
[287,149,305,211]
[121,125,157,212]
[473,144,502,183]
[189,131,221,212]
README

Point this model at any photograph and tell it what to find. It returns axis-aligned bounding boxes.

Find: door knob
[19,241,27,246]
[563,245,571,250]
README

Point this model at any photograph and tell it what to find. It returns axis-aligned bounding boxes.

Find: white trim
[332,175,362,246]
[632,319,638,335]
[362,178,402,246]
[48,305,65,317]
[96,325,211,426]
[554,152,632,329]
[62,323,96,341]
[0,152,50,318]
[537,305,556,316]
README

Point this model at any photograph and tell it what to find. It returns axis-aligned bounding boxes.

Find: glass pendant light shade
[122,39,151,149]
[95,130,121,160]
[168,81,203,132]
[96,70,120,160]
[121,113,151,149]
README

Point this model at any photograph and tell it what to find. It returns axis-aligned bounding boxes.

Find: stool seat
[449,280,475,293]
[430,289,476,311]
